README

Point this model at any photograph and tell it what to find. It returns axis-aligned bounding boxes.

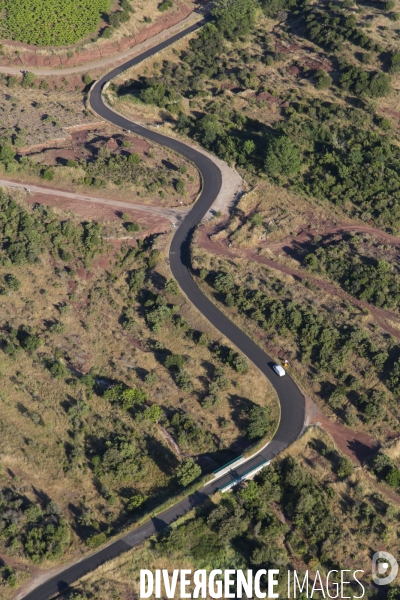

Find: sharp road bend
[20,19,306,600]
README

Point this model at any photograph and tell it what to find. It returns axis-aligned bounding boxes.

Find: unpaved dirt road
[0,178,187,224]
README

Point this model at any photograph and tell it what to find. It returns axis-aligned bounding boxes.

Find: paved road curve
[21,20,305,600]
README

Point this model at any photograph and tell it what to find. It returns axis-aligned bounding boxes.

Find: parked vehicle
[272,364,286,377]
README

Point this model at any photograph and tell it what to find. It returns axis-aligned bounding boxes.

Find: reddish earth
[21,128,151,163]
[0,1,196,70]
[305,396,379,465]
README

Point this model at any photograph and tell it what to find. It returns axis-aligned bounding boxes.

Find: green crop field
[0,0,111,46]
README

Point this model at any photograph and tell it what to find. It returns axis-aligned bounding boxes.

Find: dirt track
[0,178,187,225]
[198,225,400,342]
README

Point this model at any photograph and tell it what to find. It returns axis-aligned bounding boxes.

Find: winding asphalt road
[20,19,305,600]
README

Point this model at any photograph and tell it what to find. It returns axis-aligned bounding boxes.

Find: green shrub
[176,458,202,486]
[128,152,141,164]
[50,362,69,379]
[86,532,107,548]
[337,456,354,479]
[158,0,173,10]
[314,69,332,89]
[143,404,162,422]
[5,274,21,290]
[125,221,140,232]
[41,168,55,181]
[247,406,270,439]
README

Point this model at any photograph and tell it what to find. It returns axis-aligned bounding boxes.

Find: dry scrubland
[0,79,93,148]
[0,194,277,593]
[0,75,200,207]
[60,427,400,600]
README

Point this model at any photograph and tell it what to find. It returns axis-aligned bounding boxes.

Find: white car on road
[272,364,286,377]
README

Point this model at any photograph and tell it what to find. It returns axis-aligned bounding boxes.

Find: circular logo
[372,551,398,585]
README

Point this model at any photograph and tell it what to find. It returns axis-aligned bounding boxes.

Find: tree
[386,466,400,488]
[390,51,400,73]
[20,333,41,353]
[148,250,160,268]
[144,404,162,422]
[176,458,202,486]
[0,144,15,165]
[104,384,147,410]
[197,332,209,346]
[50,361,68,379]
[86,532,107,548]
[42,168,55,181]
[337,456,354,479]
[21,71,35,88]
[127,494,146,510]
[5,274,21,290]
[175,179,186,195]
[159,0,173,10]
[7,76,18,88]
[265,136,301,177]
[82,74,93,86]
[165,278,179,295]
[125,221,140,232]
[165,354,185,369]
[128,152,141,164]
[314,69,332,89]
[369,72,391,98]
[213,0,258,40]
[251,212,263,227]
[232,353,249,373]
[99,435,138,480]
[247,406,270,439]
[140,82,167,106]
[145,372,159,386]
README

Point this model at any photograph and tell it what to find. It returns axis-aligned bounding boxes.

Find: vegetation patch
[0,0,111,46]
[304,234,400,311]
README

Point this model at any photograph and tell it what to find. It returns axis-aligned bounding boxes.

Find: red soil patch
[24,191,171,237]
[288,65,301,76]
[302,58,334,72]
[256,91,282,104]
[275,43,294,55]
[381,107,400,121]
[305,396,378,465]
